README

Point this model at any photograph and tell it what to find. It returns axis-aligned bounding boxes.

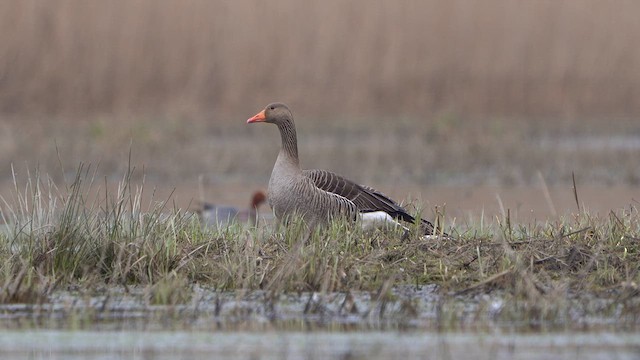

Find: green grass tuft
[0,163,638,331]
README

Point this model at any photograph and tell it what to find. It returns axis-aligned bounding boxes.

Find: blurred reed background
[1,0,639,118]
[0,0,639,219]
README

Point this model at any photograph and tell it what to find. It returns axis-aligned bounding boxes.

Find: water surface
[0,330,638,360]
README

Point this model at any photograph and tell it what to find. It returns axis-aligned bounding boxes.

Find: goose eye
[269,106,275,110]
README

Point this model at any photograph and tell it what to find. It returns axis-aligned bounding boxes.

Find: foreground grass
[0,166,639,330]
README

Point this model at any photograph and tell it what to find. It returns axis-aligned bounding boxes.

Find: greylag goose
[247,103,441,235]
[199,191,267,228]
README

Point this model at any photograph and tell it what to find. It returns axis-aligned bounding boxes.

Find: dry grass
[0,165,637,332]
[0,166,638,318]
[1,0,640,118]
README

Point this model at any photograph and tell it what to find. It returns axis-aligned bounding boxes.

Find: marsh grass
[0,164,638,329]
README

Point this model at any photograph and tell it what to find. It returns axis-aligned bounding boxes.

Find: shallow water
[0,286,638,359]
[0,330,638,360]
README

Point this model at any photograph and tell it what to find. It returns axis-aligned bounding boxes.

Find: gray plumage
[247,102,437,234]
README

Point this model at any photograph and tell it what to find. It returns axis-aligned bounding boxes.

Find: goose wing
[303,169,437,234]
[303,169,425,218]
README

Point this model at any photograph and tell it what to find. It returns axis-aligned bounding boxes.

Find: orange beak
[247,109,266,123]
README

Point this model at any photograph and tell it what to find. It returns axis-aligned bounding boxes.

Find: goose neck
[276,119,299,166]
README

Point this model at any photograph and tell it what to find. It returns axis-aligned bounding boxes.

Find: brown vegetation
[1,0,640,118]
[0,168,638,331]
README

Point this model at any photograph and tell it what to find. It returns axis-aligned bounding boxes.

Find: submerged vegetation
[0,165,638,331]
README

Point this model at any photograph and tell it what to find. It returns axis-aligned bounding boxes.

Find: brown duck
[247,102,440,235]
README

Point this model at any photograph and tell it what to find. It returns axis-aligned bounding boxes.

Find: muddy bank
[1,285,637,332]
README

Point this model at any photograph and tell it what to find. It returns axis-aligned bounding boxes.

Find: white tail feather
[359,211,409,232]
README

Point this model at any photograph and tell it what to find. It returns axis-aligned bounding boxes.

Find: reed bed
[1,0,639,118]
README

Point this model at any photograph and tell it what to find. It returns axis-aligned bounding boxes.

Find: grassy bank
[0,165,638,331]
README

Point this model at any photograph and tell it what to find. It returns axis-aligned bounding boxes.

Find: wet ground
[0,286,639,359]
[2,285,636,332]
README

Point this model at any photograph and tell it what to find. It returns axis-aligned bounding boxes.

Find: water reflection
[0,330,638,360]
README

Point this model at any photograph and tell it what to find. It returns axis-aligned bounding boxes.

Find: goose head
[247,103,292,125]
